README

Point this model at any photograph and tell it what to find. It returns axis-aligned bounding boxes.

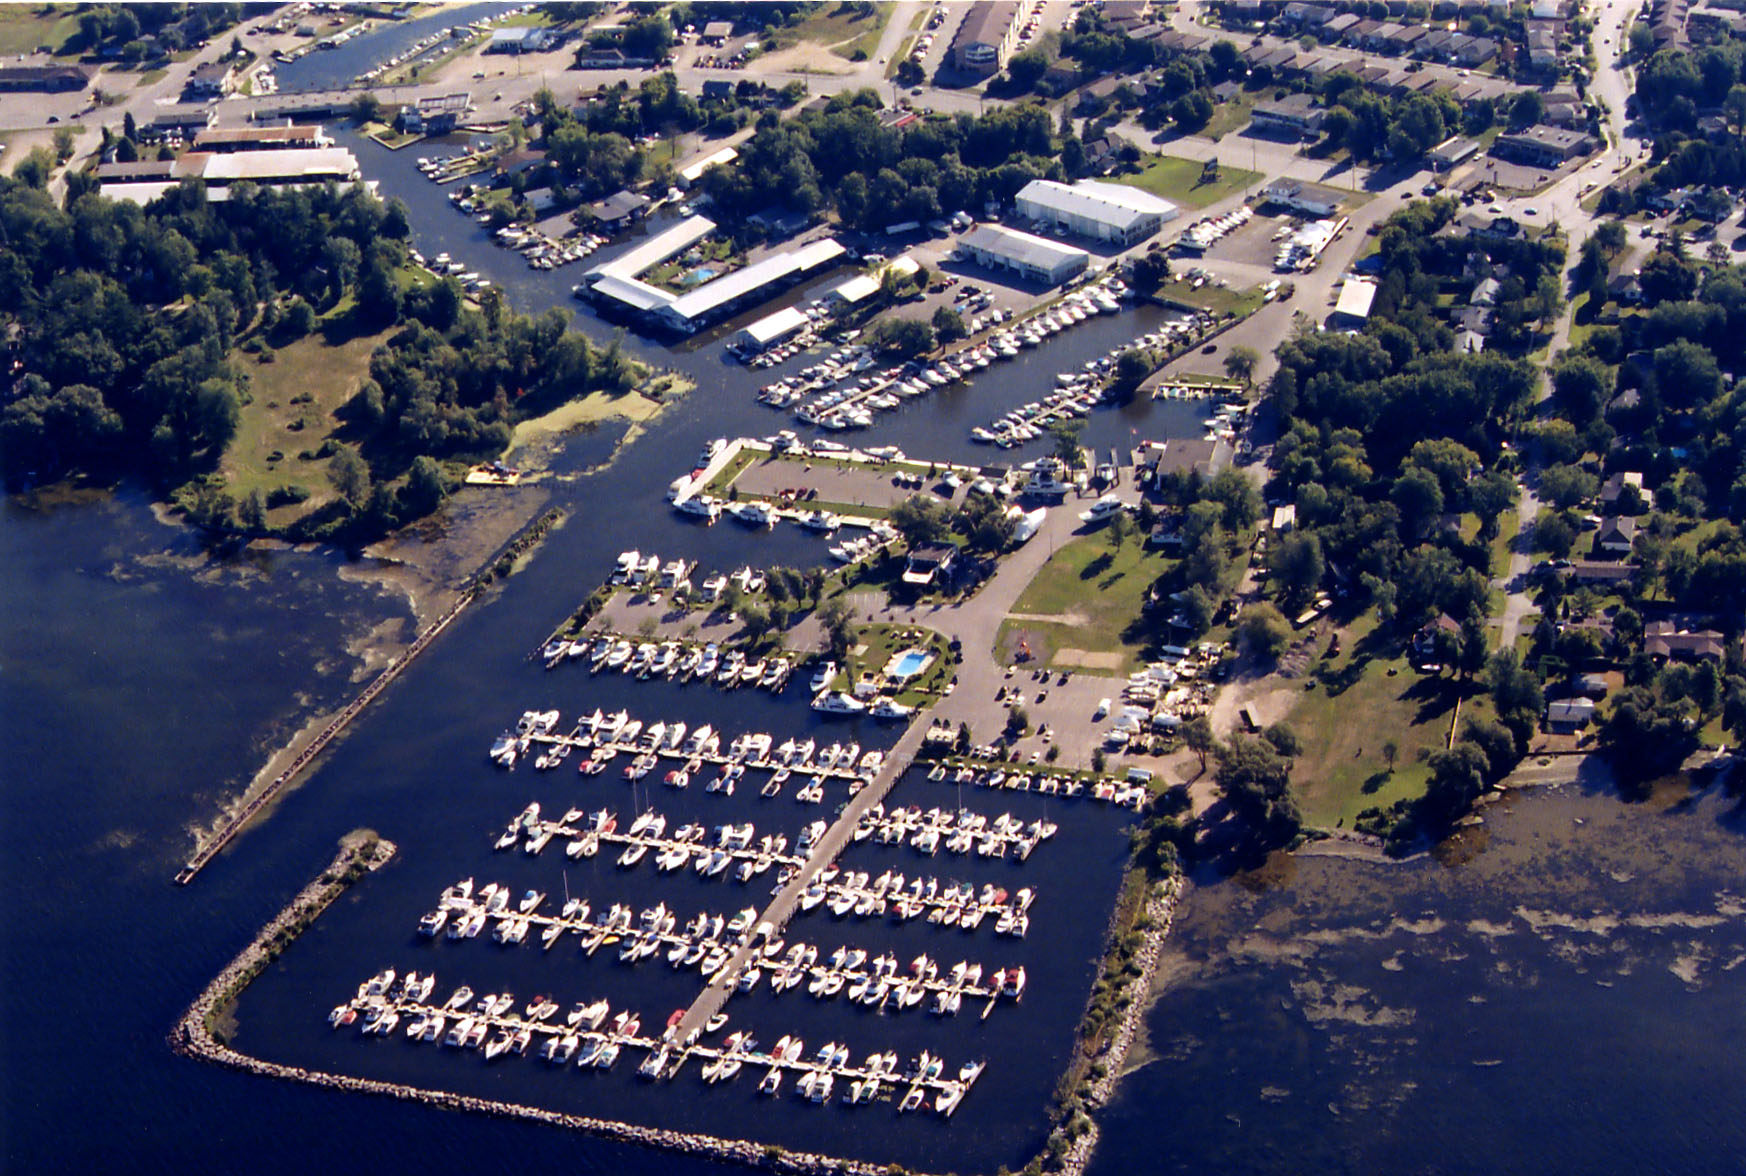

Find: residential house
[902,542,960,587]
[1594,516,1637,556]
[1644,621,1726,660]
[1546,698,1597,730]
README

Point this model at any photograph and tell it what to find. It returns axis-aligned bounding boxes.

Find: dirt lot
[732,454,969,513]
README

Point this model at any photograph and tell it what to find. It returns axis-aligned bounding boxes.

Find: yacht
[810,661,837,693]
[675,494,721,522]
[729,500,776,527]
[1077,494,1126,524]
[812,691,867,715]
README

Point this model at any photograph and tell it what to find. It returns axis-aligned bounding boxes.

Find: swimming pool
[886,648,933,680]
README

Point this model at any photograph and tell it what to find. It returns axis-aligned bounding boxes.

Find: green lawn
[834,622,954,705]
[1285,614,1467,828]
[0,7,81,55]
[1159,280,1264,317]
[224,320,394,521]
[772,1,892,58]
[997,533,1174,672]
[1113,154,1265,210]
[1200,91,1257,141]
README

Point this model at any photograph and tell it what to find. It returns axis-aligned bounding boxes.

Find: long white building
[956,225,1089,286]
[1014,179,1179,246]
[578,216,845,333]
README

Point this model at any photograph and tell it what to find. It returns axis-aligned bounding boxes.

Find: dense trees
[0,171,631,545]
[698,90,1060,231]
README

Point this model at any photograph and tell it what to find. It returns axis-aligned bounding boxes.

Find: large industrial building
[578,217,845,333]
[94,146,365,204]
[1014,179,1179,246]
[955,224,1089,286]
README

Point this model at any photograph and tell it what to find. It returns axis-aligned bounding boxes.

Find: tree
[1182,715,1214,775]
[1535,511,1576,558]
[1423,742,1489,825]
[327,444,371,510]
[931,305,966,343]
[238,488,267,532]
[818,596,855,662]
[1539,464,1597,510]
[350,93,382,125]
[1237,603,1291,660]
[1381,740,1399,771]
[1005,47,1049,91]
[1223,345,1260,386]
[1112,349,1151,394]
[1214,735,1301,843]
[1271,531,1324,606]
[891,494,950,547]
[1049,420,1085,469]
[52,126,75,163]
[400,455,446,517]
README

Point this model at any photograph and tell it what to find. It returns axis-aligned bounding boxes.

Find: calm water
[5,19,1746,1170]
[274,3,521,94]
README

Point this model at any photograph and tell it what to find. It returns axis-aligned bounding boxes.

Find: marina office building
[955,225,1090,287]
[578,216,845,333]
[1014,179,1179,246]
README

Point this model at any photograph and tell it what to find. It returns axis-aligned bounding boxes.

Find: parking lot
[731,452,973,514]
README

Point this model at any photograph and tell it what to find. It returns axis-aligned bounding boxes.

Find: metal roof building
[955,225,1089,286]
[1014,179,1179,245]
[732,305,811,352]
[1331,277,1377,325]
[659,238,845,329]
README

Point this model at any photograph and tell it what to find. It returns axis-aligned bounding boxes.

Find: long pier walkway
[676,716,934,1040]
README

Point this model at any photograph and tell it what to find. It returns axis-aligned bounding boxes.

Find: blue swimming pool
[889,648,932,679]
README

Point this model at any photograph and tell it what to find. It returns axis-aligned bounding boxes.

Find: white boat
[1011,507,1046,544]
[1078,494,1126,523]
[812,691,866,715]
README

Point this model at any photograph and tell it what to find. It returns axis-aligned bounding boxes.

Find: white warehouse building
[1014,179,1179,246]
[956,225,1089,286]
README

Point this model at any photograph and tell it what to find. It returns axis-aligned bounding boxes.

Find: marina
[329,967,987,1115]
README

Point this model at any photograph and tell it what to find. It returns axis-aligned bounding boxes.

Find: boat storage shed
[1014,179,1179,246]
[1330,277,1376,326]
[733,305,810,352]
[956,225,1089,286]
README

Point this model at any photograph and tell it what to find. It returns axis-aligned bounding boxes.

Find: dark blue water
[6,14,1746,1173]
[274,3,520,94]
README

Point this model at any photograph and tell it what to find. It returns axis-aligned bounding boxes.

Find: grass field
[1284,614,1468,828]
[1114,154,1265,210]
[0,7,80,56]
[1200,92,1258,142]
[1160,280,1265,318]
[998,533,1173,672]
[224,322,393,522]
[772,1,892,59]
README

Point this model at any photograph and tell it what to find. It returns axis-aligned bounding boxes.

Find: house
[1076,76,1124,113]
[1567,560,1635,585]
[587,189,651,228]
[1471,277,1501,306]
[1250,94,1326,138]
[902,542,960,587]
[495,147,547,178]
[1644,621,1726,660]
[1601,471,1648,510]
[1260,180,1340,217]
[1454,213,1524,240]
[1607,273,1644,305]
[1136,437,1234,482]
[700,20,735,44]
[140,104,217,143]
[1271,503,1297,532]
[1322,12,1360,35]
[1546,698,1597,731]
[701,79,734,103]
[574,46,656,69]
[1573,672,1610,698]
[185,60,233,98]
[1412,612,1463,659]
[1148,515,1186,549]
[1594,515,1637,556]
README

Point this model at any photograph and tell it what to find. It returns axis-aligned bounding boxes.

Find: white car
[1094,698,1111,720]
